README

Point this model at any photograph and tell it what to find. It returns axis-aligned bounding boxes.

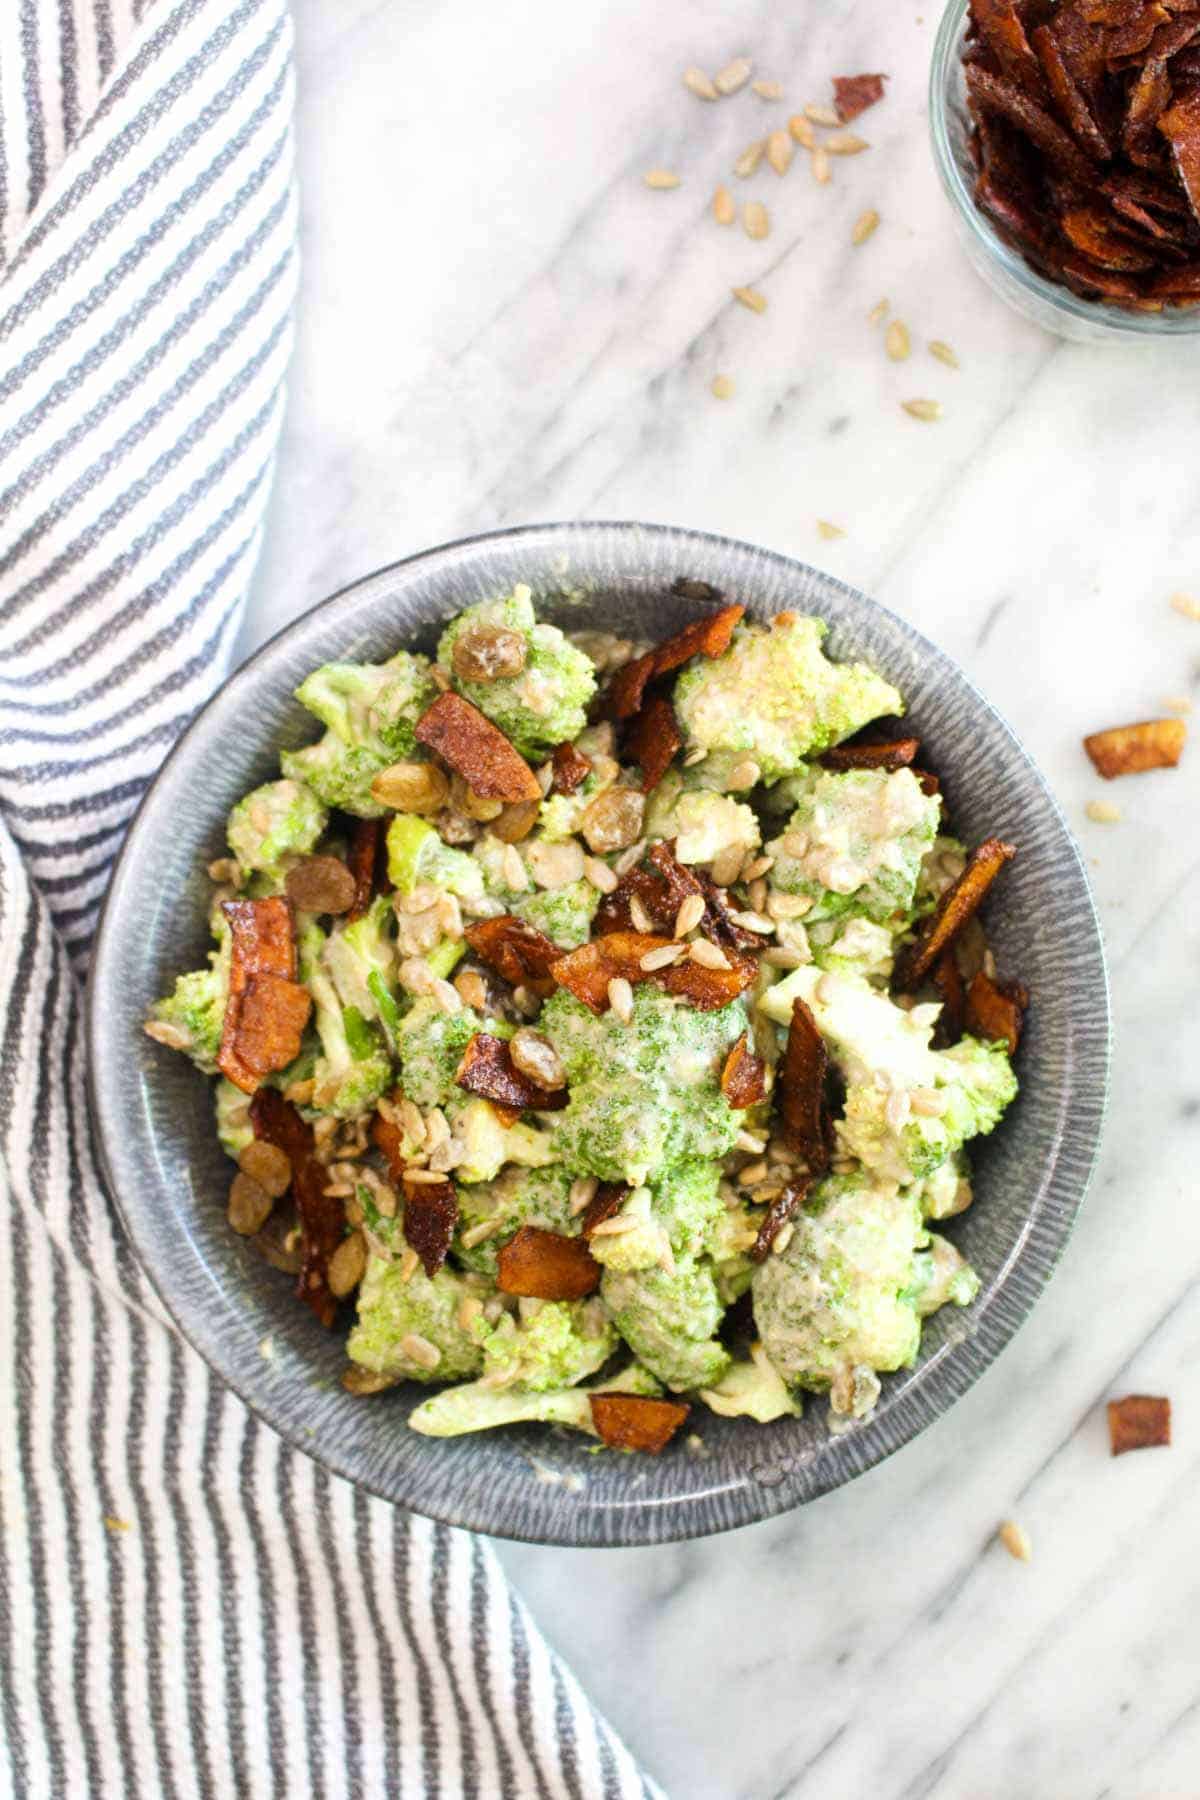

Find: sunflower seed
[400,1333,442,1371]
[725,757,761,790]
[607,976,634,1023]
[732,284,767,313]
[713,184,736,225]
[689,939,731,970]
[643,168,681,190]
[674,893,707,938]
[1170,591,1200,619]
[711,373,736,399]
[403,1166,451,1185]
[771,1223,795,1255]
[817,520,845,541]
[589,1213,641,1238]
[734,138,766,178]
[640,943,687,972]
[684,66,718,100]
[628,893,653,933]
[788,113,815,148]
[743,200,769,239]
[929,339,960,369]
[729,910,774,934]
[583,855,618,893]
[1163,694,1194,713]
[853,209,880,246]
[753,78,783,99]
[569,1175,598,1215]
[766,128,794,175]
[867,296,889,324]
[460,1217,504,1249]
[715,56,753,95]
[810,145,831,184]
[885,319,911,361]
[399,1248,420,1284]
[736,1129,766,1154]
[997,1520,1032,1563]
[825,132,868,154]
[762,946,806,969]
[739,1159,769,1186]
[1086,799,1122,824]
[804,103,841,126]
[902,398,942,422]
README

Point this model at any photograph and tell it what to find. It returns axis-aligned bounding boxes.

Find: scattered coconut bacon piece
[551,930,755,1014]
[965,970,1029,1054]
[778,997,833,1170]
[401,1174,458,1278]
[249,1087,341,1328]
[833,72,887,122]
[346,817,384,921]
[550,739,592,795]
[218,897,311,1093]
[579,1183,629,1239]
[1158,90,1200,224]
[414,691,541,802]
[750,1179,813,1263]
[820,736,921,773]
[464,914,561,989]
[932,948,967,1047]
[455,1032,569,1112]
[496,1225,601,1300]
[624,693,683,793]
[895,837,1017,989]
[721,1035,768,1108]
[1107,1393,1171,1456]
[1083,717,1187,778]
[605,602,745,721]
[589,1392,690,1454]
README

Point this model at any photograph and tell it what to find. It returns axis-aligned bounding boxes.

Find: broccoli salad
[146,587,1024,1456]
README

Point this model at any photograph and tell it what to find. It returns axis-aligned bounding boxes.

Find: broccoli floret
[752,1171,925,1398]
[226,778,328,880]
[698,1343,802,1422]
[644,781,761,867]
[347,1249,485,1380]
[299,918,392,1118]
[446,1096,557,1184]
[602,1256,730,1392]
[322,894,402,1041]
[144,912,231,1074]
[760,965,1018,1185]
[438,586,597,759]
[673,615,902,783]
[704,1197,760,1304]
[407,1361,662,1439]
[541,986,747,1185]
[591,1160,727,1275]
[911,1150,973,1221]
[909,1233,980,1316]
[280,651,439,818]
[215,1078,254,1160]
[386,815,485,902]
[454,1166,578,1275]
[514,879,599,949]
[807,916,897,984]
[481,1299,615,1392]
[765,768,940,925]
[397,996,482,1109]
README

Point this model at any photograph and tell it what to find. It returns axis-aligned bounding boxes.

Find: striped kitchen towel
[0,4,658,1796]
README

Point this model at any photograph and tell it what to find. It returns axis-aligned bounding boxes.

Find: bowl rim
[928,0,1200,339]
[88,519,1111,1546]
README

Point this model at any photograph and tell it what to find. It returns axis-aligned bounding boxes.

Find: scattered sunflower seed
[743,200,769,240]
[1086,799,1122,824]
[810,145,831,184]
[902,398,942,422]
[607,976,635,1023]
[853,209,880,246]
[867,296,889,324]
[643,168,681,190]
[1163,694,1194,713]
[885,319,911,361]
[732,284,768,313]
[1170,591,1200,620]
[825,132,868,154]
[804,103,841,126]
[674,893,707,938]
[689,939,731,970]
[711,373,736,399]
[734,138,766,179]
[929,339,960,369]
[787,113,815,148]
[683,746,707,766]
[683,66,719,100]
[640,943,687,972]
[997,1520,1032,1563]
[714,56,753,95]
[752,79,783,100]
[583,855,618,893]
[771,1223,795,1255]
[713,184,736,226]
[766,128,794,175]
[817,520,845,541]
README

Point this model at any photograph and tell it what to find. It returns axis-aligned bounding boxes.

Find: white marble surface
[243,3,1200,1794]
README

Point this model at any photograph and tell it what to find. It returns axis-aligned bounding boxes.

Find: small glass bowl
[929,0,1200,343]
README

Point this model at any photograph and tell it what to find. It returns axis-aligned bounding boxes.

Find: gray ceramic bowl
[88,522,1109,1547]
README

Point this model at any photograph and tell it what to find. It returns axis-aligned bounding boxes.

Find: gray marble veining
[237,1,1200,1793]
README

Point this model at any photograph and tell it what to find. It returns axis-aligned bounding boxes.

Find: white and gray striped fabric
[0,5,658,1795]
